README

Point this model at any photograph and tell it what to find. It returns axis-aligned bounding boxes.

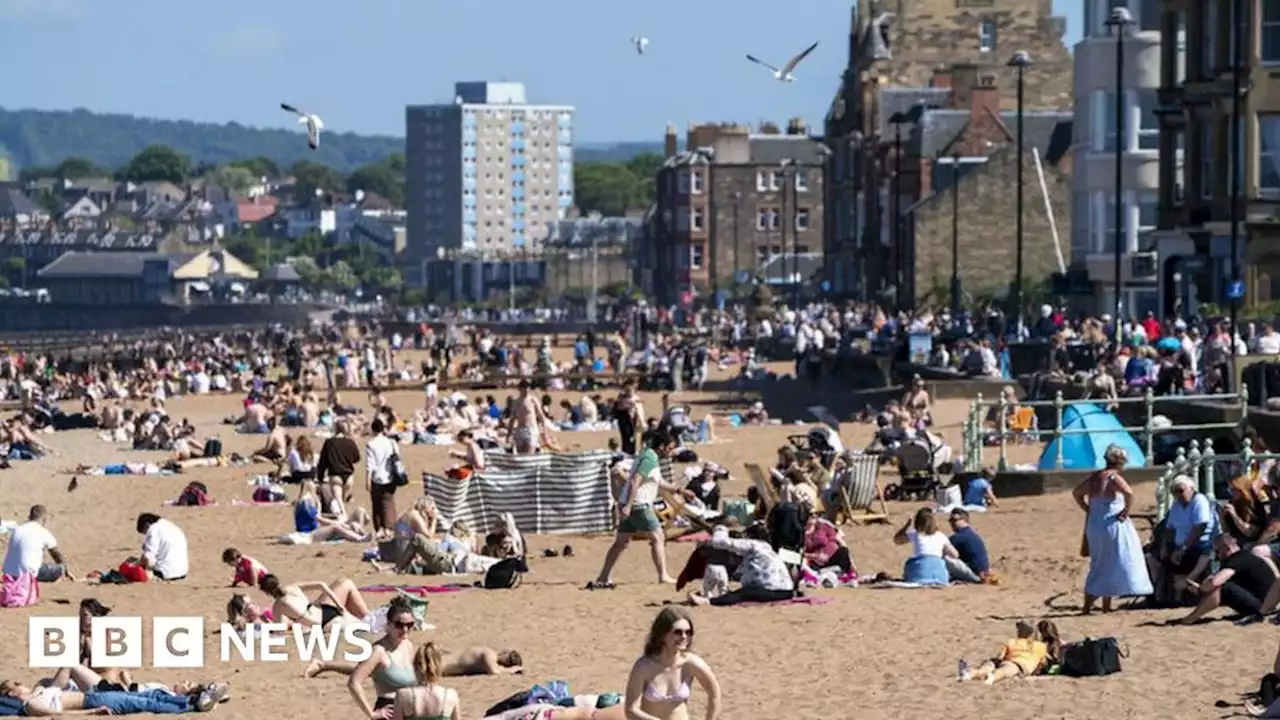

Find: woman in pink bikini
[623,607,721,720]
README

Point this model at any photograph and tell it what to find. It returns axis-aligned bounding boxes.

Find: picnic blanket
[360,584,469,595]
[423,450,614,535]
[733,596,831,607]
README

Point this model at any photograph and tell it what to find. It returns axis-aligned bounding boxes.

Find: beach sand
[0,364,1262,719]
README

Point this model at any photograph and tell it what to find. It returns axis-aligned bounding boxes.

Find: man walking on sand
[587,430,683,589]
[510,381,545,455]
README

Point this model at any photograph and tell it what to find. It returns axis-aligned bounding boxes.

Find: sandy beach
[0,363,1264,720]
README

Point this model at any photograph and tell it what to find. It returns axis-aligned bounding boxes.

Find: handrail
[962,385,1248,472]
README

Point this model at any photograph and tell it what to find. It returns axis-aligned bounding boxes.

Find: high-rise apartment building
[1071,0,1171,317]
[405,82,575,287]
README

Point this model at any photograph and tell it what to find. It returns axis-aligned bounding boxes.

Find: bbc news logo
[29,617,374,668]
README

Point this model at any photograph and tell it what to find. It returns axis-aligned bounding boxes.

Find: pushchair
[883,439,939,501]
[787,426,844,470]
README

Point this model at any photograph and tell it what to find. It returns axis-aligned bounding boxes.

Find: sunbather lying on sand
[485,705,625,720]
[0,666,229,715]
[957,620,1048,685]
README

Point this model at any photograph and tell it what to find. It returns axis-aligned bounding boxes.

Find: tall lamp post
[1106,7,1133,342]
[950,151,962,321]
[731,191,742,296]
[1008,50,1031,335]
[849,131,864,301]
[887,111,909,310]
[780,157,797,307]
[1229,0,1246,357]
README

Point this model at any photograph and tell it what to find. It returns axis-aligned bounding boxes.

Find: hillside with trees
[0,107,401,173]
[0,107,662,175]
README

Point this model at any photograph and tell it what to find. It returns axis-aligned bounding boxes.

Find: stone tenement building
[640,121,826,305]
[864,0,1074,110]
[905,124,1073,305]
[823,0,1074,300]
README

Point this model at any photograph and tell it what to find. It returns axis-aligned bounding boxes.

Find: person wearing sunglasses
[624,607,721,720]
[339,596,420,720]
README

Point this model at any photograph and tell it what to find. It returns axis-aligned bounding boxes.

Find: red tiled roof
[237,196,278,224]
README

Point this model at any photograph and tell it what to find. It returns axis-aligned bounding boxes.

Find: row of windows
[463,139,569,151]
[755,170,810,193]
[673,243,813,270]
[672,206,812,232]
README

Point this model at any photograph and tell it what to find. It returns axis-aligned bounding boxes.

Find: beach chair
[830,454,890,525]
[653,488,717,541]
[744,462,779,515]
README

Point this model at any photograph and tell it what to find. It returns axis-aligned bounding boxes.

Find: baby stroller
[787,426,844,470]
[883,439,939,501]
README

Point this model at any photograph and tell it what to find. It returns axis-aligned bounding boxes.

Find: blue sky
[0,0,1084,144]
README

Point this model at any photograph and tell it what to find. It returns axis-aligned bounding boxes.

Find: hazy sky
[0,0,1084,144]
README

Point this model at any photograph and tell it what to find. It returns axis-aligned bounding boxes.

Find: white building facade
[405,82,575,287]
[1071,0,1181,316]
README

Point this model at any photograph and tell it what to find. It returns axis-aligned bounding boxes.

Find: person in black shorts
[1174,534,1280,624]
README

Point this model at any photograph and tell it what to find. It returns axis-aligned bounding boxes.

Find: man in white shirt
[3,505,71,583]
[136,513,189,581]
[1256,323,1280,355]
[365,417,400,538]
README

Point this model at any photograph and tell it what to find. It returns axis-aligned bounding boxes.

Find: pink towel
[1,572,39,608]
[359,584,467,595]
[732,596,831,607]
[674,532,711,543]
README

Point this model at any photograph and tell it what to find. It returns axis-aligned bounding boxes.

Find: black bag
[483,690,531,717]
[1260,673,1280,707]
[386,451,409,487]
[483,557,528,589]
[202,438,222,458]
[1061,636,1125,677]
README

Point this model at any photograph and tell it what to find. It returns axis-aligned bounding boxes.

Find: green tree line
[20,145,664,217]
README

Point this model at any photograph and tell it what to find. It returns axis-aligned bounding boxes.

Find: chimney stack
[664,124,678,159]
[949,63,979,110]
[786,117,807,136]
[969,74,1000,121]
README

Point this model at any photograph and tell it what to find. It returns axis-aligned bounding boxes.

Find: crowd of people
[1,301,1278,717]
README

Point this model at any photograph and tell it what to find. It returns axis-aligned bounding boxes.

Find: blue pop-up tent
[1038,402,1145,470]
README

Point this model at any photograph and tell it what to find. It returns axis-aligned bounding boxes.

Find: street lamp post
[950,151,962,320]
[1229,0,1246,357]
[888,112,908,310]
[780,158,797,307]
[1008,50,1032,336]
[1106,8,1133,343]
[731,191,742,294]
[849,131,864,301]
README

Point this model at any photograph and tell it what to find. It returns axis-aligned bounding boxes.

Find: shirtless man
[253,418,288,464]
[242,398,272,434]
[441,647,523,676]
[510,381,545,455]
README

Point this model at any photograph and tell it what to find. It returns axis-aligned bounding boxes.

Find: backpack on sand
[1061,636,1126,677]
[175,482,212,507]
[483,557,528,589]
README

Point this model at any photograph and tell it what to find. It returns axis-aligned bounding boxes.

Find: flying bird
[280,103,324,150]
[631,35,649,55]
[746,41,819,82]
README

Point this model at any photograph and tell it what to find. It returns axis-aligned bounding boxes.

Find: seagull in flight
[746,41,819,82]
[280,103,324,150]
[631,35,649,54]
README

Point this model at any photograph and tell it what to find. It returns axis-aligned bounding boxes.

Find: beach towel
[675,531,712,543]
[359,584,468,595]
[867,580,952,589]
[732,596,831,607]
[0,571,38,607]
[230,499,287,507]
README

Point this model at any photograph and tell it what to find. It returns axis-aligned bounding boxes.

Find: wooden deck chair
[832,455,889,525]
[653,488,717,541]
[744,463,779,515]
[1008,406,1037,442]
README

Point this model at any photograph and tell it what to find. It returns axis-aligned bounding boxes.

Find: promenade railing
[961,386,1247,473]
